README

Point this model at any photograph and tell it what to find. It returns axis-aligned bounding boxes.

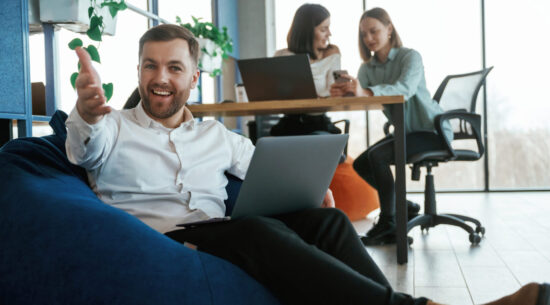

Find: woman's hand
[321,188,335,208]
[330,73,358,97]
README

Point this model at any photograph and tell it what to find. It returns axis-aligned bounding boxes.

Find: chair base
[406,169,485,245]
[407,213,485,245]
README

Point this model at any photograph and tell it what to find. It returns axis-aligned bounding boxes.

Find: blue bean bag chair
[0,111,280,305]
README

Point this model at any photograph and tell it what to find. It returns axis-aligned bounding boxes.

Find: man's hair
[139,24,199,67]
[287,4,331,60]
[358,7,403,62]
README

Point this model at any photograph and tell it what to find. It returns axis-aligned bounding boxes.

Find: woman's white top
[274,48,341,97]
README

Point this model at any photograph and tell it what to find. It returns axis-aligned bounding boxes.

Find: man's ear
[190,69,200,89]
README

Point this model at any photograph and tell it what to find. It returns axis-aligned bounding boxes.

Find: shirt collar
[134,101,195,131]
[369,48,398,67]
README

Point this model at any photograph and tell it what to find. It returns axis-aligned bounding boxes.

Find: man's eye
[144,64,155,69]
[171,66,183,72]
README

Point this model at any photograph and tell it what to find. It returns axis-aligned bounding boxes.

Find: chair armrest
[383,121,391,136]
[434,111,484,160]
[332,119,350,134]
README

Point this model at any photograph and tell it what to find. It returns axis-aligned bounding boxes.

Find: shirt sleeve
[368,49,425,100]
[65,107,119,171]
[225,129,255,180]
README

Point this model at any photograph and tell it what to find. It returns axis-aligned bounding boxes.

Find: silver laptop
[237,54,318,101]
[177,134,347,227]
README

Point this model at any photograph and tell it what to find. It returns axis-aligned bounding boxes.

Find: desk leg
[393,103,408,264]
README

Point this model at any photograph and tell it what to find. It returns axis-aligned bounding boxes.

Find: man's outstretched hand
[75,47,111,124]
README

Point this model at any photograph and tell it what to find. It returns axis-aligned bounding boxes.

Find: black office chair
[247,115,350,155]
[390,67,493,245]
[123,88,141,110]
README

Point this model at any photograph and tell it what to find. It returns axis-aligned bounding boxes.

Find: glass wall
[158,1,215,104]
[56,9,148,112]
[485,0,550,189]
[365,0,483,192]
[275,0,485,191]
[274,0,366,158]
[29,1,214,116]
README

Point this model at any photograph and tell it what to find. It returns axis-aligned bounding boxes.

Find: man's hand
[75,47,111,124]
[321,188,335,208]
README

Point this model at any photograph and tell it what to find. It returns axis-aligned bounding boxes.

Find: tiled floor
[352,192,550,305]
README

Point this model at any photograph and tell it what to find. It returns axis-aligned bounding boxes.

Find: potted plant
[176,16,233,76]
[67,0,127,102]
[39,0,120,36]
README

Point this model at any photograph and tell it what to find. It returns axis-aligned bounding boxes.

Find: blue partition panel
[0,0,31,117]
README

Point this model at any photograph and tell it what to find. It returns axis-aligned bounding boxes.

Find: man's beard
[139,86,187,120]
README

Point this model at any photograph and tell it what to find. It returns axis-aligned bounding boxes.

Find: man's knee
[301,208,351,227]
[234,216,286,238]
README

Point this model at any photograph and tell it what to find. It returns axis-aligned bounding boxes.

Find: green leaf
[85,45,100,63]
[70,72,79,89]
[211,69,221,77]
[88,7,94,18]
[118,1,127,11]
[89,15,102,29]
[87,25,102,41]
[68,38,83,50]
[109,6,118,18]
[103,83,114,101]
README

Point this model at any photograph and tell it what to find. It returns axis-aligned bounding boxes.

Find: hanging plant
[176,16,233,76]
[67,0,127,101]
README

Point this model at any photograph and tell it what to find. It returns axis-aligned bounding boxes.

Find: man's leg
[165,209,427,305]
[273,208,390,287]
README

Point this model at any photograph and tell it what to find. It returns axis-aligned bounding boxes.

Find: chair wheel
[469,233,481,245]
[475,226,486,236]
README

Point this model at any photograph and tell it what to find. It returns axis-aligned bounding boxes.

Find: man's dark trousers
[166,208,427,305]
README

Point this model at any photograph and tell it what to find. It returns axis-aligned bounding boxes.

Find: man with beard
[65,24,549,305]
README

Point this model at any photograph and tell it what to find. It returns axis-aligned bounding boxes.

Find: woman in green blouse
[330,7,451,246]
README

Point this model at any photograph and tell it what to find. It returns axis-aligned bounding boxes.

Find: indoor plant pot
[39,0,117,35]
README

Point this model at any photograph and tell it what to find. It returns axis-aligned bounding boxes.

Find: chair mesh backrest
[435,72,486,113]
[433,67,493,142]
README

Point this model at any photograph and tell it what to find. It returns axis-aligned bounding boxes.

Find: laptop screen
[237,54,317,101]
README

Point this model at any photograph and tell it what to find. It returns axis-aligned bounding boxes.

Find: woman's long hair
[287,4,331,60]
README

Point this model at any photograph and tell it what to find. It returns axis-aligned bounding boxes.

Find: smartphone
[333,70,350,83]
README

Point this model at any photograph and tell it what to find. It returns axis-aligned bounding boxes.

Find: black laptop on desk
[237,54,317,101]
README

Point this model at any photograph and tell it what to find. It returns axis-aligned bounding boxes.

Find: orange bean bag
[330,157,380,221]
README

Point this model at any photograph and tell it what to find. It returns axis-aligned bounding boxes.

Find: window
[159,1,215,104]
[274,0,366,157]
[56,9,148,112]
[33,1,215,116]
[363,0,483,191]
[485,0,550,189]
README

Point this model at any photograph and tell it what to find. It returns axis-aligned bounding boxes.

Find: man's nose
[153,67,169,83]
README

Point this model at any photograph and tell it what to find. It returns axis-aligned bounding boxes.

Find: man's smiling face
[138,39,199,126]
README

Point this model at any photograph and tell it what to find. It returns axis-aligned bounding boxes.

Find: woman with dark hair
[270,3,342,136]
[330,7,452,246]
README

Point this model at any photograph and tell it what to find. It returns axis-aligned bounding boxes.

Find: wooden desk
[187,96,402,117]
[189,96,410,264]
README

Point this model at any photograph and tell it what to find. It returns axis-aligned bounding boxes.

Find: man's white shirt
[66,102,254,233]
